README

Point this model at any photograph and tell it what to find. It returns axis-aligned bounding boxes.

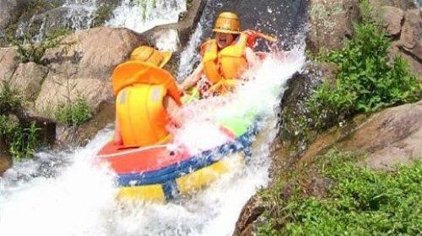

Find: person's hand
[177,84,185,94]
[244,30,259,48]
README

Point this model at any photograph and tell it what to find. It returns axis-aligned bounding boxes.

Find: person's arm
[164,96,183,127]
[245,47,259,68]
[114,118,123,145]
[179,62,204,91]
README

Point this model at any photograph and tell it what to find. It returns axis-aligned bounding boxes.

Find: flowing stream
[1,1,306,235]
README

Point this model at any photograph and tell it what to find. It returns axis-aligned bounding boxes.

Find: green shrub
[0,82,42,160]
[257,150,422,235]
[91,5,115,27]
[55,97,92,126]
[0,115,41,160]
[11,27,69,64]
[308,20,421,129]
[0,80,22,114]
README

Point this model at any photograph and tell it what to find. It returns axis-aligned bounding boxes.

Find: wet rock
[399,9,422,62]
[0,137,12,175]
[233,195,265,236]
[0,47,19,82]
[22,115,57,147]
[307,0,360,53]
[19,6,89,41]
[0,0,25,30]
[382,6,404,36]
[277,63,336,157]
[10,62,48,100]
[143,0,206,50]
[35,27,144,116]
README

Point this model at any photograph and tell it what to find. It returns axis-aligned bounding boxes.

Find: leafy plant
[0,80,23,114]
[10,27,69,64]
[0,115,41,160]
[308,20,421,130]
[55,97,92,126]
[257,150,422,235]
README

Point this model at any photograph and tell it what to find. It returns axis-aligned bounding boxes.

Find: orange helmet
[213,12,241,34]
[130,46,172,68]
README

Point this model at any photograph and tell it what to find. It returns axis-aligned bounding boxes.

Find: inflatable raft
[96,114,258,202]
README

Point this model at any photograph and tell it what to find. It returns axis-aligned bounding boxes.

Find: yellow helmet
[213,12,241,34]
[130,46,172,68]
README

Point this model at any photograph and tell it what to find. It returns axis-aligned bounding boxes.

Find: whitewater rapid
[0,49,305,235]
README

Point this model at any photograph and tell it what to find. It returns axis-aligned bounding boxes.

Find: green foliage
[0,115,41,160]
[10,27,69,64]
[55,97,92,126]
[0,80,22,114]
[91,5,114,27]
[131,0,158,21]
[257,150,422,235]
[0,81,41,160]
[308,21,421,129]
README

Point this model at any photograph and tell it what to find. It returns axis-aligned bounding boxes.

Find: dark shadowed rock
[0,0,25,30]
[399,9,422,61]
[22,116,57,147]
[56,101,114,146]
[0,137,12,175]
[233,195,265,236]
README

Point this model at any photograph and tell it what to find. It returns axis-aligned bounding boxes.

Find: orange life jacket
[112,61,182,147]
[201,32,249,85]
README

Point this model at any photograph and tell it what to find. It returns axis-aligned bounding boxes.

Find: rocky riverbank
[234,0,421,235]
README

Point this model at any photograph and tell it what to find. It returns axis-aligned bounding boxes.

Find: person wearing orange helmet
[112,46,183,147]
[179,12,275,97]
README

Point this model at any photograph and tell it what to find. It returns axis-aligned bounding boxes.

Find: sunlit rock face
[35,27,144,116]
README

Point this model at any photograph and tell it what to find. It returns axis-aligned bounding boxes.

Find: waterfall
[107,0,187,33]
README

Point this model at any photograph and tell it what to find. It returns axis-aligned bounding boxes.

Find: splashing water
[0,48,305,235]
[177,0,222,81]
[0,128,117,236]
[61,0,99,30]
[107,0,187,33]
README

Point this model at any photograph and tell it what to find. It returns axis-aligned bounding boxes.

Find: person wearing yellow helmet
[112,46,183,147]
[179,11,269,97]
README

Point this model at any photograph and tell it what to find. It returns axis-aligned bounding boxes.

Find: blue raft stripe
[162,180,179,200]
[117,125,257,187]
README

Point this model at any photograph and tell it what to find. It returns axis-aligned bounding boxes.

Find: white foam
[0,50,305,236]
[107,0,187,33]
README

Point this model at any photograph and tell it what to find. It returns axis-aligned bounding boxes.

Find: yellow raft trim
[117,183,166,202]
[116,153,245,202]
[176,153,244,195]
